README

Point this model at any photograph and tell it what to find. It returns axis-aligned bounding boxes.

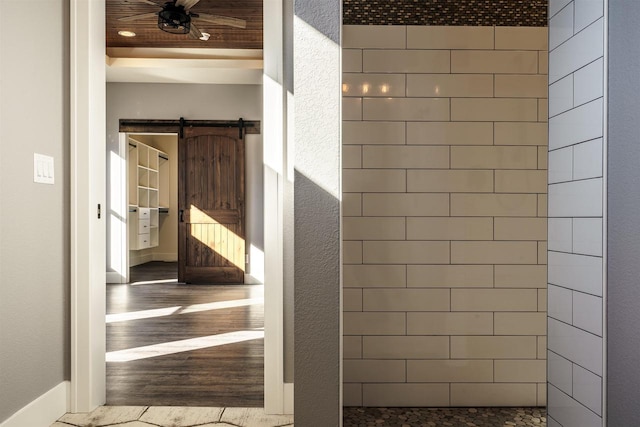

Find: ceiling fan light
[157,5,191,34]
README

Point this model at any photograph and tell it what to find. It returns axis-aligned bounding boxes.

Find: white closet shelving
[128,137,168,250]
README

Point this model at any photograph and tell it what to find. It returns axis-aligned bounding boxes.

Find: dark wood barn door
[178,127,245,284]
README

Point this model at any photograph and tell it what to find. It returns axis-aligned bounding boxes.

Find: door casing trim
[70,0,290,414]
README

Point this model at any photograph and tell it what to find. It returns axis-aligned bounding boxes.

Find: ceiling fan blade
[195,13,247,29]
[188,22,203,40]
[119,12,158,22]
[175,0,200,11]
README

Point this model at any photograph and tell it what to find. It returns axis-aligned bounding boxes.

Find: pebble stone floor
[52,407,293,427]
[52,406,545,427]
[343,407,546,427]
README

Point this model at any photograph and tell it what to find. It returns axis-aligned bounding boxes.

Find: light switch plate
[34,153,54,184]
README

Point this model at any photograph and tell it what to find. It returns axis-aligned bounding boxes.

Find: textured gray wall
[607,1,640,425]
[294,0,342,424]
[0,0,70,421]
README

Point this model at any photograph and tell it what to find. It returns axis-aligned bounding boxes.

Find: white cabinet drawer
[137,234,151,249]
[138,208,151,219]
[138,219,150,234]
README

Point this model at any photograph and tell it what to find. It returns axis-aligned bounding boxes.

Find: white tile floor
[52,406,293,427]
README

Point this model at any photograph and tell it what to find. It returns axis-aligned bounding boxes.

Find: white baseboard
[152,253,177,262]
[245,274,264,285]
[0,381,69,427]
[106,271,124,284]
[129,253,153,267]
[284,383,294,415]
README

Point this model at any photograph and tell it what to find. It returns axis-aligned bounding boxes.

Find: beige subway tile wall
[342,25,548,407]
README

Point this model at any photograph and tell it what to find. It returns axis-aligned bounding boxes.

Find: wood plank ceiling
[106,0,263,49]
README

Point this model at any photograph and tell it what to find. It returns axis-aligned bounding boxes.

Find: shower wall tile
[406,217,493,241]
[572,218,602,256]
[362,336,450,359]
[406,74,493,98]
[407,26,494,50]
[494,359,546,383]
[363,145,449,169]
[572,292,603,336]
[451,51,538,74]
[572,364,603,415]
[451,288,538,312]
[573,138,603,180]
[362,193,450,217]
[407,265,494,288]
[451,98,538,122]
[548,351,573,394]
[408,360,494,383]
[549,75,573,117]
[343,73,406,97]
[549,17,604,83]
[495,27,548,50]
[343,359,406,383]
[407,122,494,145]
[548,99,603,150]
[407,312,493,335]
[343,25,549,408]
[343,121,405,145]
[573,58,603,106]
[407,169,494,193]
[363,97,450,121]
[548,251,603,296]
[363,50,451,73]
[450,383,537,406]
[549,2,574,50]
[494,265,547,288]
[343,25,406,49]
[550,0,573,18]
[342,49,362,73]
[343,264,406,288]
[494,122,548,146]
[573,0,604,33]
[362,384,450,407]
[548,318,602,375]
[548,384,602,427]
[494,74,548,98]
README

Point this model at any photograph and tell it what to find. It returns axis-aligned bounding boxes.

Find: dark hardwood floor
[106,262,264,407]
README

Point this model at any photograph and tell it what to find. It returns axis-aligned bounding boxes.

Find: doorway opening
[106,121,264,407]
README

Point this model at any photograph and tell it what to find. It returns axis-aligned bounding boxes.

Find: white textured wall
[342,25,548,407]
[0,0,69,421]
[293,0,342,424]
[547,1,605,426]
[106,83,264,283]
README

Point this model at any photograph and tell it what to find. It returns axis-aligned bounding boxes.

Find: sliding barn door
[178,127,245,284]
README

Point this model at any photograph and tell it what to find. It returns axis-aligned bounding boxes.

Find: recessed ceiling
[106,0,263,49]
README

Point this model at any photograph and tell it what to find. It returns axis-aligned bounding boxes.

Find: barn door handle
[179,209,184,222]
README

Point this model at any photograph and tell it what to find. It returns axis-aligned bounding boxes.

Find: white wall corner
[0,381,69,427]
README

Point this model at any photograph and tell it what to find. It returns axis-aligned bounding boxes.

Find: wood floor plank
[106,262,264,407]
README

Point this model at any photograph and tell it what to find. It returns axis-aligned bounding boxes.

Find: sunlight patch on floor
[106,297,264,323]
[130,278,179,286]
[106,329,265,362]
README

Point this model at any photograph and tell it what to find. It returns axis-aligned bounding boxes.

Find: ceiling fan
[119,0,247,40]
